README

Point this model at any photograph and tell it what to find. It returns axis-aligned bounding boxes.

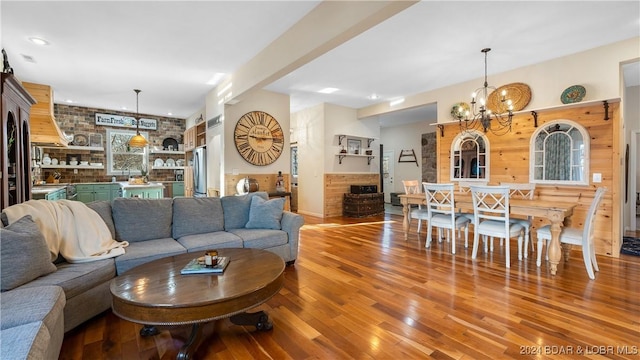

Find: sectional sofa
[0,192,304,360]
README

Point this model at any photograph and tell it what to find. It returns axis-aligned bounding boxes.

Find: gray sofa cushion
[86,200,116,239]
[0,322,52,360]
[1,215,57,291]
[176,231,244,252]
[0,285,65,333]
[112,198,173,242]
[114,238,186,275]
[172,197,225,238]
[245,196,284,230]
[221,192,268,230]
[228,228,289,249]
[19,258,116,300]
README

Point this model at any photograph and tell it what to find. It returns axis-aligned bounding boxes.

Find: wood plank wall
[223,173,291,210]
[437,101,621,257]
[324,173,380,217]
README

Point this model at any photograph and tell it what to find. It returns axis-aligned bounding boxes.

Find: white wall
[626,84,640,230]
[292,104,325,217]
[359,37,640,123]
[223,90,291,176]
[380,121,433,194]
[324,103,380,173]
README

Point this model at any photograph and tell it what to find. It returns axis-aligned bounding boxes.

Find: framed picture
[347,139,361,155]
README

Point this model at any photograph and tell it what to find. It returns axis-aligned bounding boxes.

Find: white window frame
[450,130,490,181]
[529,119,589,185]
[106,129,149,176]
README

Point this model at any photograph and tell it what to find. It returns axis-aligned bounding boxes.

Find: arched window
[530,120,589,185]
[451,130,489,181]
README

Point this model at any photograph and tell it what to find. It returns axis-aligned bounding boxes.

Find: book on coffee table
[181,256,229,275]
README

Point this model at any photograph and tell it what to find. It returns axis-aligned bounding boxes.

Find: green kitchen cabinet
[45,188,66,201]
[122,186,164,199]
[172,182,184,197]
[76,184,119,203]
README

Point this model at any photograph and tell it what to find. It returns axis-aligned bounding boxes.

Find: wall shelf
[151,166,184,170]
[41,145,104,152]
[337,154,375,165]
[150,150,185,155]
[337,134,376,148]
[40,165,104,169]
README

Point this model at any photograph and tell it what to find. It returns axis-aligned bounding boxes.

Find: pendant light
[456,48,514,135]
[128,89,148,148]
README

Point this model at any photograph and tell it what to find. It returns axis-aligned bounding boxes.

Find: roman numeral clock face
[234,111,284,166]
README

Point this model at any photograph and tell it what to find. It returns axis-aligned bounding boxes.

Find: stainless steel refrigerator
[193,146,207,197]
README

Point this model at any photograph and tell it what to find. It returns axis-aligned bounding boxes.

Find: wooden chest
[343,193,384,218]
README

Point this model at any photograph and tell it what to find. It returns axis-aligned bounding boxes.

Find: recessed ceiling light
[318,87,339,94]
[389,98,405,107]
[368,93,380,100]
[65,99,73,103]
[167,112,173,116]
[28,37,49,46]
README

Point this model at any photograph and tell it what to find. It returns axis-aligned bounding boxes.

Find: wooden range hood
[22,82,68,147]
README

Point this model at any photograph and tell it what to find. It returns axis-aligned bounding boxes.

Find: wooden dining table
[398,193,577,276]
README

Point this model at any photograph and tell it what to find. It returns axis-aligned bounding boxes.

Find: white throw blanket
[3,199,128,263]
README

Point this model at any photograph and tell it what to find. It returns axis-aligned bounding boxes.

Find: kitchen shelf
[40,165,104,169]
[151,166,185,170]
[150,150,185,155]
[40,145,104,152]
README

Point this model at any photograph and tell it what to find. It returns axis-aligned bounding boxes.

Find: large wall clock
[234,111,284,166]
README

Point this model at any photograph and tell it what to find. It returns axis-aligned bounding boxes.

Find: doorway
[382,149,394,203]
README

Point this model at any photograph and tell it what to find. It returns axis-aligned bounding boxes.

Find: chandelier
[454,48,513,135]
[128,89,149,148]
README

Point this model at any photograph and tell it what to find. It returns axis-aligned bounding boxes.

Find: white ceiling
[2,1,639,128]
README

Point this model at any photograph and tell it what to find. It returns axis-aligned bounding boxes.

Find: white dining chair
[536,187,607,280]
[456,181,488,243]
[422,183,470,253]
[470,185,525,268]
[457,181,488,222]
[402,180,430,241]
[501,182,536,259]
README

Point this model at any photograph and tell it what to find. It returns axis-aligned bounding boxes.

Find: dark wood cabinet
[343,193,384,218]
[1,74,36,211]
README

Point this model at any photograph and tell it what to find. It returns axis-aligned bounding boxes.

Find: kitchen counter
[32,186,66,195]
[118,182,164,199]
[118,182,164,189]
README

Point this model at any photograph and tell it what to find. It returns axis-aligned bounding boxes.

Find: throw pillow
[221,192,268,230]
[0,215,57,291]
[245,196,285,230]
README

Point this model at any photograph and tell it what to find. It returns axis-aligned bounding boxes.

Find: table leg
[177,323,204,360]
[140,325,159,336]
[402,200,410,240]
[547,221,562,275]
[230,311,273,331]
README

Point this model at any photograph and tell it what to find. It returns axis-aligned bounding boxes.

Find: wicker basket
[487,82,531,113]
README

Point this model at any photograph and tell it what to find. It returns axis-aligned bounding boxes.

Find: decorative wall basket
[487,82,531,113]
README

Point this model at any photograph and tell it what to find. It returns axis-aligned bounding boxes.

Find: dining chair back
[501,182,536,258]
[402,180,429,242]
[536,187,607,279]
[402,180,421,195]
[423,183,470,254]
[456,181,488,228]
[470,185,524,268]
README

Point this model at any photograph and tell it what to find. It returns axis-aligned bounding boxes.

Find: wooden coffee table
[110,248,285,360]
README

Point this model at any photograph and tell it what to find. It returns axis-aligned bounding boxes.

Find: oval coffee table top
[110,248,285,325]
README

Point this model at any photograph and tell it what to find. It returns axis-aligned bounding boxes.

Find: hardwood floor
[60,213,640,359]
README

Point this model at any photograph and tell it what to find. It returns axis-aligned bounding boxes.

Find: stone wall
[35,104,185,184]
[422,132,437,183]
